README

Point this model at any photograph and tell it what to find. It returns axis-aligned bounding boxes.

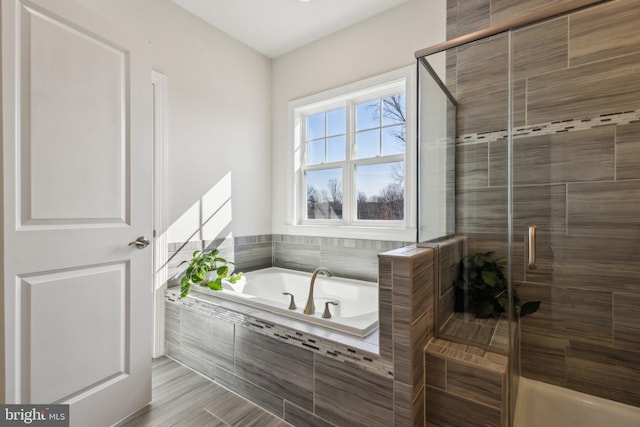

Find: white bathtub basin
[191,267,379,337]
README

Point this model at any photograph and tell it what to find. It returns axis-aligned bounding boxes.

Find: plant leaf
[208,278,223,291]
[229,272,243,283]
[217,265,229,277]
[520,301,541,317]
[481,271,497,287]
[475,301,494,318]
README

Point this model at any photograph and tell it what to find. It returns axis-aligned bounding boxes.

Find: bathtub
[190,267,378,337]
[514,377,640,427]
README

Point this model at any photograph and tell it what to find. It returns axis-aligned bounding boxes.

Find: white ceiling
[170,0,411,58]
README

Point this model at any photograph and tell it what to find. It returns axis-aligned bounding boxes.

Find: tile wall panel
[513,184,567,235]
[447,359,503,408]
[457,84,508,135]
[519,333,568,387]
[489,127,616,186]
[456,0,491,38]
[165,300,180,345]
[527,52,640,124]
[566,340,640,407]
[512,78,527,127]
[425,354,446,390]
[456,143,488,189]
[165,341,217,380]
[616,122,640,180]
[393,303,412,386]
[214,366,285,417]
[425,386,502,427]
[567,180,640,238]
[457,34,508,93]
[314,357,393,427]
[446,0,458,40]
[234,328,314,411]
[552,235,640,293]
[569,0,640,66]
[413,308,434,397]
[512,16,568,81]
[181,307,235,372]
[393,381,413,427]
[490,0,571,26]
[284,402,337,427]
[613,292,640,352]
[456,186,507,233]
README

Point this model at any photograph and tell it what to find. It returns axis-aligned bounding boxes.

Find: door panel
[2,0,153,425]
[25,5,127,224]
[23,263,127,404]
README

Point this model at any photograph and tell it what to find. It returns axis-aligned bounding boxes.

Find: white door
[2,0,153,425]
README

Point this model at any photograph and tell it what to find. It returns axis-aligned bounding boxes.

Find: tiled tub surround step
[166,293,395,427]
[167,244,437,426]
[165,289,390,376]
[425,338,509,427]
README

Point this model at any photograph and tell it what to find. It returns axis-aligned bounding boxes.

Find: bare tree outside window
[356,93,406,220]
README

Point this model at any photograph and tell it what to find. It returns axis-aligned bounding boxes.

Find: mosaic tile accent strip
[456,110,640,145]
[166,289,394,378]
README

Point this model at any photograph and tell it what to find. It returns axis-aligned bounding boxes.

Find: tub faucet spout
[304,267,333,315]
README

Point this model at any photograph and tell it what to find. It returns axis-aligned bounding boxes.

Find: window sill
[285,224,416,242]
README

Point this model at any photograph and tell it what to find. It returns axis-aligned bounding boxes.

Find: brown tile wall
[425,338,508,426]
[446,0,640,409]
[378,245,436,426]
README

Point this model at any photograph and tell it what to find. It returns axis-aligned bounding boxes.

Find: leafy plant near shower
[454,251,540,319]
[177,249,243,298]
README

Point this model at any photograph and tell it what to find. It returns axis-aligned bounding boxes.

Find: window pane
[382,125,406,156]
[327,108,346,136]
[356,100,380,131]
[306,113,325,140]
[327,135,346,163]
[306,169,343,220]
[356,162,404,220]
[306,139,325,165]
[382,93,406,126]
[356,129,380,159]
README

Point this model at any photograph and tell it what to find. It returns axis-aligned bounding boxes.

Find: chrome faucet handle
[282,292,297,310]
[322,301,338,319]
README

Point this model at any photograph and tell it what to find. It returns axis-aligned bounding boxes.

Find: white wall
[271,0,447,237]
[76,0,273,242]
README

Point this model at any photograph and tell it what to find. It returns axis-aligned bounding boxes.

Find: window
[290,68,415,237]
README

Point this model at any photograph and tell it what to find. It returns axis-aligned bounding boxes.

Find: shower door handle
[528,225,537,270]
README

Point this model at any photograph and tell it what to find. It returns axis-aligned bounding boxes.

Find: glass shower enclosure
[417,0,640,424]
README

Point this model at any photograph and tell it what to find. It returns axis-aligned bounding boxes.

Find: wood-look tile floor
[115,356,292,427]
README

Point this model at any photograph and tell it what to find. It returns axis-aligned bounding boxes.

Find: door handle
[128,236,150,249]
[528,225,537,270]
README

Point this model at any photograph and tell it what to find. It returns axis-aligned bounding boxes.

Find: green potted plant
[177,248,243,298]
[454,251,540,319]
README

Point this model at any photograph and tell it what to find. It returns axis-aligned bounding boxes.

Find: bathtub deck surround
[166,242,437,426]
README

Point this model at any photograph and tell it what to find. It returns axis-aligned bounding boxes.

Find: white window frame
[286,66,417,241]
